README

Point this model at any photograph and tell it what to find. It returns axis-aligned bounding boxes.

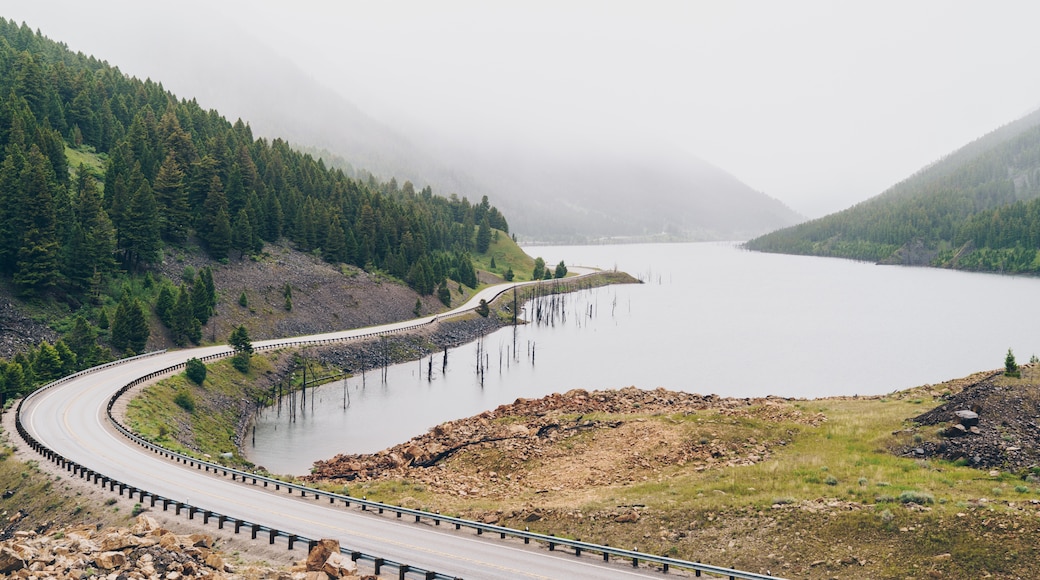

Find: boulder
[0,545,27,573]
[322,551,358,578]
[954,410,980,426]
[94,550,126,570]
[100,531,140,551]
[615,510,641,523]
[306,539,340,571]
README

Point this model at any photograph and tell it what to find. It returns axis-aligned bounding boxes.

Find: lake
[247,242,1040,475]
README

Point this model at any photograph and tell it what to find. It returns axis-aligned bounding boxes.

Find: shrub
[1005,348,1020,378]
[231,352,250,373]
[898,490,934,505]
[185,358,206,385]
[238,291,248,307]
[825,475,838,486]
[174,390,195,413]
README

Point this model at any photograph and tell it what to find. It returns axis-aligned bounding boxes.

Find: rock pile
[307,387,825,493]
[0,515,366,579]
[906,369,1040,470]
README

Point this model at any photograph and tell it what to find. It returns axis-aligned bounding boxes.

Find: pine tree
[153,150,190,243]
[476,217,492,253]
[111,291,148,355]
[171,284,199,346]
[33,341,63,383]
[65,314,102,368]
[14,146,61,295]
[1005,348,1020,378]
[231,208,253,259]
[121,180,161,268]
[155,284,175,326]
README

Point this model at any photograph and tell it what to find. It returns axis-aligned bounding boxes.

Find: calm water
[247,242,1040,474]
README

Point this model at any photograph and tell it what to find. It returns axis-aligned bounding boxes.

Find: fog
[6,1,1040,221]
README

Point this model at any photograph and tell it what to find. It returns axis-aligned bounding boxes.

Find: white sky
[6,1,1040,216]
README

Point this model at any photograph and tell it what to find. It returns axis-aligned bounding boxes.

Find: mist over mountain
[63,11,798,243]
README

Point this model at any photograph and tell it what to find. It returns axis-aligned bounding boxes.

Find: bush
[476,299,490,317]
[898,490,934,505]
[174,390,195,413]
[231,352,251,373]
[185,357,206,385]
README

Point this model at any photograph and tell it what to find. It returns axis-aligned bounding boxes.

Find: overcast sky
[6,1,1040,217]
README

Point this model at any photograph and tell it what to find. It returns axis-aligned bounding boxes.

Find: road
[17,273,752,579]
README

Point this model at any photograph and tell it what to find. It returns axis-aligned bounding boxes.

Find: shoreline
[238,270,640,470]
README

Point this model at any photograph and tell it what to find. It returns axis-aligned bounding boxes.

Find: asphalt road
[18,274,696,579]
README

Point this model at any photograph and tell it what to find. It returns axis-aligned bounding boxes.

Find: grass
[126,355,277,467]
[64,144,107,185]
[471,228,536,282]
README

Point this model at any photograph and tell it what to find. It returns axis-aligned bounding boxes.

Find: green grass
[64,144,107,185]
[126,355,277,467]
[471,229,536,282]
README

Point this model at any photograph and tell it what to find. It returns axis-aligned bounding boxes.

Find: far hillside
[747,107,1040,273]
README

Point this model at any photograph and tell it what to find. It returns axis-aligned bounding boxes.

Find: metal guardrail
[17,275,784,580]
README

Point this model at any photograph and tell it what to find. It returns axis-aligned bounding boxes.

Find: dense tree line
[747,107,1040,273]
[0,19,511,401]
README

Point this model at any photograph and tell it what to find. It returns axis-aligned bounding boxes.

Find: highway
[18,273,776,579]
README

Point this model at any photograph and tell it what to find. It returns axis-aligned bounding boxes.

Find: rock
[942,423,967,437]
[954,410,979,426]
[189,533,213,548]
[481,512,500,524]
[322,551,358,577]
[131,514,161,535]
[94,550,126,570]
[306,538,340,572]
[205,552,225,570]
[524,510,543,522]
[0,545,27,573]
[100,531,140,551]
[614,510,640,523]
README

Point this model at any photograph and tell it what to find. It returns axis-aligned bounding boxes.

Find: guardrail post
[203,511,210,524]
[549,534,555,551]
[288,535,297,550]
[234,520,242,534]
[695,561,701,577]
[269,529,277,545]
[218,515,226,529]
[603,545,609,562]
[251,524,259,539]
[398,564,409,580]
[162,499,170,511]
[175,503,182,516]
[374,558,384,575]
[632,556,638,568]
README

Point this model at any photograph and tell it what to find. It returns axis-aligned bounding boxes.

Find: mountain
[90,12,797,243]
[450,140,801,243]
[747,107,1040,273]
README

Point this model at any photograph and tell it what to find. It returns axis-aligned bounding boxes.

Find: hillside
[747,107,1040,272]
[0,18,522,406]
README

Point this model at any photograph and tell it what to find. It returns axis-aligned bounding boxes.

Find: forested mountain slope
[0,19,512,404]
[746,107,1040,272]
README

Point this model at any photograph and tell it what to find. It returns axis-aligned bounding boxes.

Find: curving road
[18,273,773,579]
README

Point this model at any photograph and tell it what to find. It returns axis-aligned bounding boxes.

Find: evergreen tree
[476,217,492,253]
[554,260,568,279]
[64,314,102,368]
[1005,348,1021,378]
[155,284,175,326]
[228,324,253,372]
[14,145,61,295]
[120,180,161,267]
[437,280,451,307]
[532,257,546,281]
[33,341,63,383]
[54,340,77,375]
[111,291,148,355]
[153,150,190,243]
[171,284,200,346]
[230,208,253,259]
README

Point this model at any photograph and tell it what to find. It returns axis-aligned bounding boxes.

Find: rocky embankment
[905,367,1040,470]
[0,515,367,579]
[307,387,825,497]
